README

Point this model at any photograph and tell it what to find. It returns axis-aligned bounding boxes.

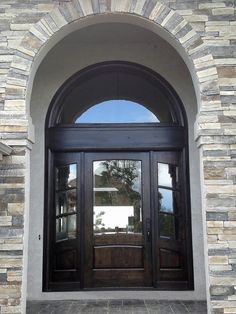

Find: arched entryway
[25,13,208,304]
[44,62,193,291]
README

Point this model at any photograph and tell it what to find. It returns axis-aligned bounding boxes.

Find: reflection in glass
[159,213,175,238]
[56,190,76,215]
[93,160,142,235]
[76,100,159,124]
[158,163,178,188]
[68,215,76,235]
[56,164,77,190]
[158,188,180,214]
[56,215,76,241]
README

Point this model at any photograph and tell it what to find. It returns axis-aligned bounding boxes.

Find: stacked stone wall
[0,0,235,313]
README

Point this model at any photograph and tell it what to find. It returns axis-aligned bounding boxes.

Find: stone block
[212,8,234,16]
[78,0,93,15]
[142,0,158,18]
[219,235,236,241]
[210,265,232,272]
[208,228,224,235]
[7,270,22,282]
[0,257,22,268]
[1,305,21,313]
[224,222,236,228]
[207,221,224,228]
[111,0,132,13]
[211,285,234,296]
[224,308,236,313]
[0,285,21,298]
[199,3,226,9]
[0,216,12,227]
[209,256,228,264]
[204,167,226,180]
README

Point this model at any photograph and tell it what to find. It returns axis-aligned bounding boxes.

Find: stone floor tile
[169,301,189,313]
[26,299,208,314]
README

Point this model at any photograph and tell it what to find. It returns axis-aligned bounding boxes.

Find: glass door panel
[93,160,143,269]
[84,152,152,288]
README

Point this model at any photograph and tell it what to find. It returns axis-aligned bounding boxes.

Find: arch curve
[5,0,220,125]
[46,61,188,128]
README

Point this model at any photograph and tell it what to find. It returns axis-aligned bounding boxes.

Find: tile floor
[26,300,207,313]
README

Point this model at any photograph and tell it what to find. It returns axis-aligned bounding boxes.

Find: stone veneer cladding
[0,0,235,313]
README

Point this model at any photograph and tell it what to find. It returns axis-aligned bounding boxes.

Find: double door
[45,151,192,290]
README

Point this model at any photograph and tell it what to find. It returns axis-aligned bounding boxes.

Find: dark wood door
[45,150,193,291]
[83,152,152,288]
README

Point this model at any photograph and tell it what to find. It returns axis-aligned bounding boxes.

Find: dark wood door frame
[43,149,194,291]
[43,61,193,292]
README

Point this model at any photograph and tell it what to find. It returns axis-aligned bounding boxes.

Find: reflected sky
[75,100,159,123]
[94,206,134,229]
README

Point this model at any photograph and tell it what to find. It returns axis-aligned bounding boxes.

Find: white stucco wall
[28,22,206,300]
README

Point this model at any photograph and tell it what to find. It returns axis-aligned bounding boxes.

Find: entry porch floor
[26,300,207,313]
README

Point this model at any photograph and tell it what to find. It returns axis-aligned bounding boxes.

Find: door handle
[146,218,151,241]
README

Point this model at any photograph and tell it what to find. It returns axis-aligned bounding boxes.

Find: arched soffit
[5,0,220,116]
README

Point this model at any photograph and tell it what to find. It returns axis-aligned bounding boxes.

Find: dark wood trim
[46,126,186,152]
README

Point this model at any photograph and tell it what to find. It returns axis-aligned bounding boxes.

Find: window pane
[68,215,76,238]
[159,188,172,213]
[56,217,67,241]
[93,160,142,235]
[56,215,76,241]
[159,213,175,238]
[56,164,77,190]
[158,188,180,214]
[75,100,159,124]
[158,163,178,188]
[56,190,76,215]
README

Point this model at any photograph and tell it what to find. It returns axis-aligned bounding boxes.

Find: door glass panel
[159,188,181,214]
[68,214,76,237]
[56,190,77,215]
[159,213,175,238]
[93,160,142,235]
[158,163,178,188]
[93,159,143,270]
[55,163,78,242]
[56,217,67,241]
[56,164,77,190]
[56,215,76,241]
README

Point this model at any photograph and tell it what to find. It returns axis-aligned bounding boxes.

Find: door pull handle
[146,218,151,242]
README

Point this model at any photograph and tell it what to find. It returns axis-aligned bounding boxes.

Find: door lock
[146,218,151,241]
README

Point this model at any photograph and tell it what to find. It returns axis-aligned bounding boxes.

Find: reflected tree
[95,160,142,232]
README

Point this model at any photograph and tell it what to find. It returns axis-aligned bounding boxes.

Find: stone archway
[2,1,223,313]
